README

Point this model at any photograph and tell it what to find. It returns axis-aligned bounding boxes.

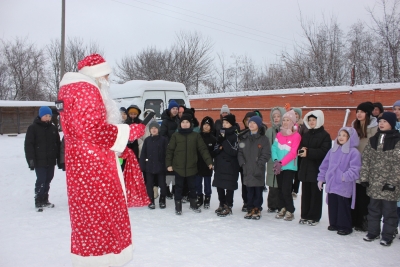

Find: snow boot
[35,196,44,212]
[215,205,224,214]
[299,218,308,225]
[43,194,55,208]
[217,205,232,217]
[159,196,166,209]
[196,195,204,208]
[241,203,247,212]
[175,200,182,215]
[267,208,278,213]
[363,233,380,242]
[275,208,286,219]
[380,238,393,247]
[148,198,155,209]
[252,208,261,220]
[283,211,294,221]
[189,198,201,213]
[307,220,319,226]
[204,195,211,209]
[244,208,255,219]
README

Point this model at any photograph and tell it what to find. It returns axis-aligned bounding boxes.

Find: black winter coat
[139,135,168,174]
[212,127,240,190]
[298,126,331,183]
[197,132,217,176]
[24,117,61,168]
[214,118,240,137]
[160,109,179,141]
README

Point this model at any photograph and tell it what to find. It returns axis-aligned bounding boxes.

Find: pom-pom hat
[78,54,112,78]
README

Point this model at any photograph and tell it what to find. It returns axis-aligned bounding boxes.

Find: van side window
[144,99,164,118]
[169,99,185,107]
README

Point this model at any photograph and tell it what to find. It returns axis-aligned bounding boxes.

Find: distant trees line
[0,0,399,101]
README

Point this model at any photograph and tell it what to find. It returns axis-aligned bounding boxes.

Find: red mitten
[129,123,146,141]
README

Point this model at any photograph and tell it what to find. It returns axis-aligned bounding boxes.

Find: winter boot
[283,211,294,221]
[175,200,182,215]
[241,203,248,212]
[43,194,55,208]
[244,208,255,219]
[380,238,393,246]
[159,196,166,209]
[215,205,224,214]
[196,195,204,208]
[204,195,211,209]
[363,233,380,242]
[299,218,308,225]
[166,185,173,200]
[275,208,286,219]
[35,196,44,208]
[217,205,232,217]
[189,198,201,213]
[267,208,278,213]
[252,208,261,220]
[148,198,155,209]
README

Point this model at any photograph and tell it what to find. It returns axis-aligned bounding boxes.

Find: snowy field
[1,134,399,267]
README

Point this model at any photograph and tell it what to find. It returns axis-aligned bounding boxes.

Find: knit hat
[78,54,112,78]
[356,102,374,116]
[373,102,384,113]
[168,100,179,111]
[248,116,263,129]
[39,106,52,118]
[253,110,263,119]
[148,121,160,131]
[393,100,400,109]
[127,105,141,116]
[378,112,397,130]
[222,114,236,126]
[201,116,214,132]
[292,108,302,118]
[220,104,230,114]
[180,113,193,123]
[282,110,297,125]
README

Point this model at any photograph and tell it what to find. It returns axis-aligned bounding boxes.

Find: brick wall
[190,88,400,138]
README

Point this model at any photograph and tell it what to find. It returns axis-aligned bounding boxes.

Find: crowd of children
[119,99,400,247]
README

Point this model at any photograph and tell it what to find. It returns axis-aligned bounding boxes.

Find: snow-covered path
[0,134,399,267]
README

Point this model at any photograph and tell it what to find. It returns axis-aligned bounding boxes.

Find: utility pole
[60,0,66,82]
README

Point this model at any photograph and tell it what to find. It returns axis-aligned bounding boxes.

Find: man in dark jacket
[24,106,61,211]
[160,100,180,141]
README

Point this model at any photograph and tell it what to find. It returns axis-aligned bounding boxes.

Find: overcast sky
[1,0,381,68]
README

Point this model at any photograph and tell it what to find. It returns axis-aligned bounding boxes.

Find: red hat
[78,54,112,78]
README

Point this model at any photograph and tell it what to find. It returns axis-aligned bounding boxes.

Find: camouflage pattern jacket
[360,130,400,201]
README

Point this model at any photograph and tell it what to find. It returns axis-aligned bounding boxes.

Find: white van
[109,80,190,122]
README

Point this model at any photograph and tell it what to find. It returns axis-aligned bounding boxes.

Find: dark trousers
[217,187,234,207]
[247,186,263,210]
[351,183,370,227]
[327,193,352,232]
[182,178,189,197]
[175,174,196,201]
[240,169,247,204]
[301,182,323,221]
[145,172,166,201]
[277,170,295,213]
[397,207,400,227]
[34,166,55,198]
[267,187,280,210]
[292,171,300,194]
[367,198,398,240]
[195,175,212,196]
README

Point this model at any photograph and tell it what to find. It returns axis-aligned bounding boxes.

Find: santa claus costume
[58,54,146,267]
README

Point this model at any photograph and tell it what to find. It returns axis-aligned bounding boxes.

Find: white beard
[97,78,122,125]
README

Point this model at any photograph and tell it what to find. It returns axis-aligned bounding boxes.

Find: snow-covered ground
[1,134,399,267]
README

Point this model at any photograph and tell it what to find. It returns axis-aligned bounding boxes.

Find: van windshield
[169,99,185,107]
[144,99,164,118]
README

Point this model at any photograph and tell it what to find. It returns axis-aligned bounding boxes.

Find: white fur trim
[79,62,112,78]
[59,72,98,87]
[70,244,134,267]
[110,124,130,152]
[303,110,324,129]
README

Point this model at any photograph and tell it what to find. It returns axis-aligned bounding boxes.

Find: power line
[110,0,292,51]
[151,0,294,42]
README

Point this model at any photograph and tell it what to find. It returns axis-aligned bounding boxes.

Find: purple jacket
[317,127,361,209]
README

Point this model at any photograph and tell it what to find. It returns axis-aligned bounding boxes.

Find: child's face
[121,112,127,121]
[372,107,381,117]
[307,117,317,129]
[244,117,250,127]
[294,112,300,121]
[282,117,291,128]
[378,119,392,131]
[394,106,400,121]
[150,127,159,136]
[222,120,232,128]
[272,113,281,125]
[356,110,366,121]
[248,121,258,132]
[181,120,191,129]
[337,131,349,145]
[202,123,211,133]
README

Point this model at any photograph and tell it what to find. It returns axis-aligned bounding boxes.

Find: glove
[318,181,323,191]
[129,123,146,142]
[360,182,369,188]
[217,134,225,144]
[58,163,65,171]
[28,160,35,171]
[273,161,282,175]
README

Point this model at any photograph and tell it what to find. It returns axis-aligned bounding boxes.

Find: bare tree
[367,0,400,80]
[0,37,47,100]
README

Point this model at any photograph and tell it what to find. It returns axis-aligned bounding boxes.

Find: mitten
[129,123,146,142]
[29,160,35,171]
[360,182,369,188]
[273,161,282,175]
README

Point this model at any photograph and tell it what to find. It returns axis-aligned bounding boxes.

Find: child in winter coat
[166,113,213,215]
[265,107,286,213]
[213,114,240,217]
[317,127,361,235]
[359,112,400,246]
[139,121,168,209]
[195,116,217,209]
[271,110,301,221]
[238,116,271,220]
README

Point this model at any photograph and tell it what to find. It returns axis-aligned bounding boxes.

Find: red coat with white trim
[58,72,143,267]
